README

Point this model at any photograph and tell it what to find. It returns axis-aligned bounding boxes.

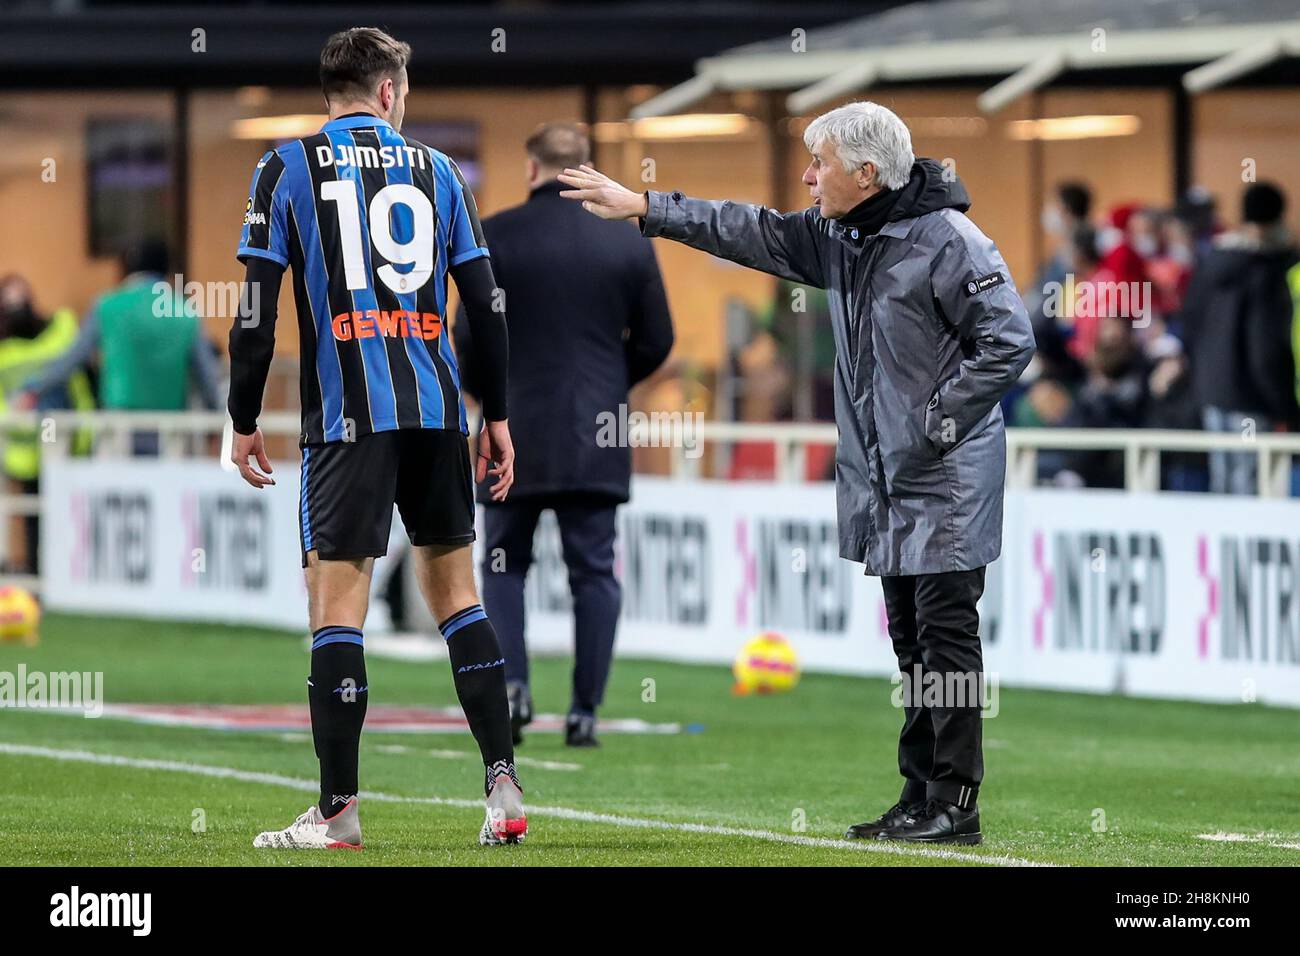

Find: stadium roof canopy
[632,0,1300,117]
[0,2,877,89]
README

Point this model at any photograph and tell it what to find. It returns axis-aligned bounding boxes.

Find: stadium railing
[3,410,1300,588]
[672,420,1300,497]
[3,409,1300,489]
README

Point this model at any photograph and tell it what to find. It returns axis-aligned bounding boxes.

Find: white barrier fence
[4,409,1300,486]
[675,420,1300,497]
[36,450,1300,708]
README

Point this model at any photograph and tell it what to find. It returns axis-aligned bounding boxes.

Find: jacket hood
[831,159,970,247]
[889,158,971,221]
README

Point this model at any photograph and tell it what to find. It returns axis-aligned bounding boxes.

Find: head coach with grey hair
[455,122,674,749]
[560,101,1034,844]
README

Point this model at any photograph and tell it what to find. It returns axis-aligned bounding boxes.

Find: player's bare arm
[476,419,514,502]
[231,427,275,488]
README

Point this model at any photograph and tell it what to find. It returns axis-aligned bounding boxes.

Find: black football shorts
[297,428,475,566]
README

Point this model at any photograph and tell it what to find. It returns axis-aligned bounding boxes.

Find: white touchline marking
[1196,831,1300,850]
[1197,832,1252,842]
[372,743,581,772]
[0,743,1055,867]
[41,703,682,736]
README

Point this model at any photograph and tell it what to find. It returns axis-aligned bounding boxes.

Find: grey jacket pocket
[924,391,948,456]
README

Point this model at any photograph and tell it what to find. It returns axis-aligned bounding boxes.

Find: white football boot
[253,798,363,850]
[479,769,527,845]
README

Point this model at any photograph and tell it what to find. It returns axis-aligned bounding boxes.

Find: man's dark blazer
[455,179,674,504]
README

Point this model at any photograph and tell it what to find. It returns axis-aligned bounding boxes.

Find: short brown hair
[525,123,591,170]
[319,27,411,101]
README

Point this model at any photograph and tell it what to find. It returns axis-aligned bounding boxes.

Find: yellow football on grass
[0,586,40,646]
[733,632,799,695]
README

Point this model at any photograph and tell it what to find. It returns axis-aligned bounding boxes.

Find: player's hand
[477,419,514,502]
[557,165,650,221]
[12,390,36,411]
[231,427,275,488]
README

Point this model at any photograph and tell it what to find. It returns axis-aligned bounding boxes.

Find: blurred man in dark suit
[455,123,673,747]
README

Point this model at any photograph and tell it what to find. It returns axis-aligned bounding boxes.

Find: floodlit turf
[0,614,1297,866]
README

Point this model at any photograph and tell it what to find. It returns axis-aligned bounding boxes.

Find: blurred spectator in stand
[735,330,790,423]
[759,279,836,422]
[1010,264,1083,462]
[1062,316,1148,487]
[1008,227,1085,482]
[1177,186,1221,262]
[1011,376,1074,430]
[1125,207,1162,261]
[1026,182,1092,326]
[19,238,222,456]
[1141,333,1206,491]
[1069,204,1150,363]
[1290,259,1300,495]
[1147,213,1195,324]
[1051,224,1102,367]
[1181,182,1299,494]
[0,275,95,573]
[1009,372,1076,485]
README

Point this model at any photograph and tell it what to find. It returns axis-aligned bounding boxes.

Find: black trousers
[480,497,621,717]
[880,566,986,810]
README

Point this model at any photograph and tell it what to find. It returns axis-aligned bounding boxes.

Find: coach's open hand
[558,165,649,221]
[232,427,275,489]
[478,418,515,501]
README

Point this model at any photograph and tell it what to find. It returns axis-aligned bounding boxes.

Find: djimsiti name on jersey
[315,143,428,170]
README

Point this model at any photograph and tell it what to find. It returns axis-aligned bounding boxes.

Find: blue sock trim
[311,625,364,650]
[300,448,313,551]
[440,604,482,630]
[439,605,487,641]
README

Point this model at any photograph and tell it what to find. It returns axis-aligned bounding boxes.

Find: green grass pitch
[0,614,1296,866]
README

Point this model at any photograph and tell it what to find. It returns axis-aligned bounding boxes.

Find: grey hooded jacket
[641,159,1035,575]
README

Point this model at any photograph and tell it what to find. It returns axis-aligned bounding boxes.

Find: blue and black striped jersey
[237,113,488,444]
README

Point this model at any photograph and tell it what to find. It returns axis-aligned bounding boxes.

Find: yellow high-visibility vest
[1289,262,1300,410]
[0,308,96,481]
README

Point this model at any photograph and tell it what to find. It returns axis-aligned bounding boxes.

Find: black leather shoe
[507,682,532,746]
[876,798,981,845]
[565,713,599,747]
[844,801,922,840]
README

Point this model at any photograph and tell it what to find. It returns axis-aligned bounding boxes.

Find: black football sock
[307,626,369,817]
[439,605,519,795]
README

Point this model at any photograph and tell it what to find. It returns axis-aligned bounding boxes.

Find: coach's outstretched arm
[558,165,826,289]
